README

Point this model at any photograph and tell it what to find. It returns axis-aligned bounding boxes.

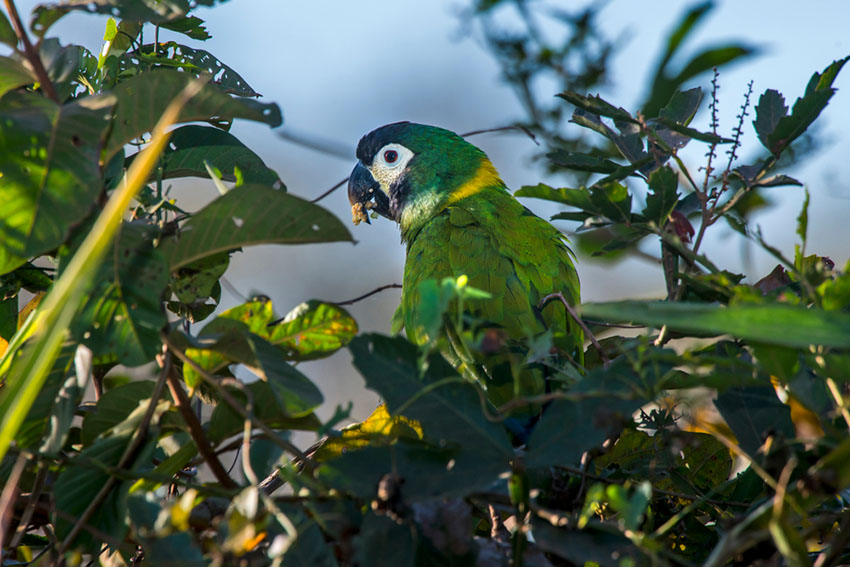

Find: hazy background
[21,0,850,425]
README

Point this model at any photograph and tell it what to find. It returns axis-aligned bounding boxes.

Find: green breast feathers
[347,121,582,389]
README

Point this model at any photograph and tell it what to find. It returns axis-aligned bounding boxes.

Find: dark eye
[383,150,398,164]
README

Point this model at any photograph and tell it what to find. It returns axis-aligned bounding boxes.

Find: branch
[2,0,58,102]
[311,176,349,204]
[332,283,402,306]
[538,291,609,365]
[58,348,172,553]
[166,365,238,490]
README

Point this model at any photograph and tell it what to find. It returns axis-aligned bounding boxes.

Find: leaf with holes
[268,301,358,361]
[106,69,281,159]
[31,0,191,38]
[0,92,114,275]
[159,185,352,271]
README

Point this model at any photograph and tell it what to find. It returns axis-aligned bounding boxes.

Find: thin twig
[539,291,609,364]
[461,125,540,146]
[0,451,28,555]
[166,366,238,490]
[162,333,313,472]
[58,348,172,553]
[311,176,349,204]
[2,0,59,102]
[9,460,47,548]
[332,283,402,306]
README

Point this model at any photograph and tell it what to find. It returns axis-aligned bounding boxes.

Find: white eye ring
[375,143,413,170]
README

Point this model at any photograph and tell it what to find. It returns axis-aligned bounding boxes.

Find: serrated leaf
[764,57,849,156]
[70,223,168,366]
[581,300,850,348]
[753,89,788,148]
[348,334,513,459]
[106,69,281,159]
[160,16,210,41]
[0,92,115,275]
[268,301,358,361]
[160,185,352,271]
[158,124,281,186]
[643,166,680,225]
[559,91,637,123]
[589,182,632,222]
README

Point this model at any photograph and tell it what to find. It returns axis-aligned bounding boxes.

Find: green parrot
[347,122,582,403]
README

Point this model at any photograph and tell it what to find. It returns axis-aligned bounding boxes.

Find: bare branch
[332,283,402,306]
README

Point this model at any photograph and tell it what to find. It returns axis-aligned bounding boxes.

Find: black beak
[348,162,391,224]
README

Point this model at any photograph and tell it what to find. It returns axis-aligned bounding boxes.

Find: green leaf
[158,124,281,186]
[753,89,788,148]
[531,517,650,567]
[54,435,155,548]
[355,512,415,567]
[516,184,594,212]
[0,10,16,47]
[796,188,810,245]
[580,300,850,349]
[279,517,339,567]
[547,149,622,173]
[658,87,702,125]
[31,0,190,37]
[170,251,229,304]
[135,42,259,97]
[764,57,849,156]
[525,363,646,469]
[14,346,75,450]
[558,91,637,123]
[0,92,115,275]
[680,433,733,490]
[159,16,211,41]
[268,301,358,361]
[0,56,35,98]
[714,386,795,456]
[643,166,680,225]
[159,185,352,271]
[105,69,281,159]
[66,223,168,366]
[81,381,156,445]
[589,182,632,223]
[348,334,513,459]
[206,381,320,444]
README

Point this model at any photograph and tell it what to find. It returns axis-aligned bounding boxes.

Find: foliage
[1,1,849,567]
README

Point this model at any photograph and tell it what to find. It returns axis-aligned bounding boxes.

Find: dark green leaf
[653,117,732,144]
[659,87,702,125]
[516,184,594,211]
[643,166,680,225]
[589,182,632,222]
[531,518,649,567]
[355,512,415,567]
[765,57,849,156]
[349,334,513,459]
[31,0,190,37]
[0,10,16,47]
[159,185,352,271]
[158,125,281,186]
[170,251,229,304]
[559,91,637,123]
[15,346,75,450]
[675,45,756,86]
[580,300,850,348]
[105,69,282,159]
[280,517,339,567]
[268,301,358,361]
[70,223,168,366]
[81,381,156,445]
[753,89,788,148]
[159,16,211,41]
[547,149,622,173]
[714,387,795,455]
[0,93,114,275]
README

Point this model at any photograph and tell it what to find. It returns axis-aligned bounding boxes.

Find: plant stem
[2,0,59,102]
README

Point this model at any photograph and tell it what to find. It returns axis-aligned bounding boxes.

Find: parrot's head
[347,122,502,240]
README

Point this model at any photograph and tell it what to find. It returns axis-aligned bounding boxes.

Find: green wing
[400,188,582,360]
